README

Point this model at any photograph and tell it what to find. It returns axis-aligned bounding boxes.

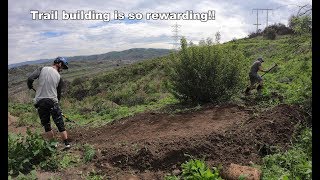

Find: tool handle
[62,113,75,123]
[261,64,277,77]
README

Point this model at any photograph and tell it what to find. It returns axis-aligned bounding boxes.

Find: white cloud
[9,0,311,64]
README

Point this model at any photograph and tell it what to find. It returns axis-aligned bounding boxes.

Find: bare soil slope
[67,104,304,179]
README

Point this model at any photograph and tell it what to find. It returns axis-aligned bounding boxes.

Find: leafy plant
[8,129,57,176]
[39,153,59,171]
[15,170,37,180]
[165,158,223,180]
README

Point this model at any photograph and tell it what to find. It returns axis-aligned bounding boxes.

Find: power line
[252,8,273,32]
[171,22,181,50]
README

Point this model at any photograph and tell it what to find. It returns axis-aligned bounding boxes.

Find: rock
[172,169,181,176]
[223,163,261,180]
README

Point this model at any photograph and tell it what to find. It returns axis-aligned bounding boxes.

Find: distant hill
[8,48,172,69]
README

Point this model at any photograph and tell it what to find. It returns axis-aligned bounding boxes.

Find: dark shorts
[35,98,65,132]
[249,73,262,86]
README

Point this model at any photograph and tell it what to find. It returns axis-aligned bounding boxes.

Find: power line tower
[252,8,273,32]
[171,22,181,50]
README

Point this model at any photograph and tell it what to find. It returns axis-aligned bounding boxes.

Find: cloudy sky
[8,0,311,65]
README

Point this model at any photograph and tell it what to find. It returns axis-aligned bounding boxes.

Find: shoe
[65,143,71,149]
[64,140,71,149]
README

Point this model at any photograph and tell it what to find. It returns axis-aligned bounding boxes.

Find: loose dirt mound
[69,104,304,179]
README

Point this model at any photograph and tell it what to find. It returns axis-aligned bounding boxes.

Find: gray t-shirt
[27,66,62,104]
[249,61,262,75]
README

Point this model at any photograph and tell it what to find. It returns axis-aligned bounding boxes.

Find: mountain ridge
[8,48,172,69]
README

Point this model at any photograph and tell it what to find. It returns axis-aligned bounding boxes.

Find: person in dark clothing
[27,57,71,148]
[245,57,267,95]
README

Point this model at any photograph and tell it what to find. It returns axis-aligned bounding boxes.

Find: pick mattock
[261,63,278,77]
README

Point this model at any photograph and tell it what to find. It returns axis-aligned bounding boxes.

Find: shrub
[169,37,246,103]
[263,27,276,40]
[248,29,262,38]
[263,23,294,35]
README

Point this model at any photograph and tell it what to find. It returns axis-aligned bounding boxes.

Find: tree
[215,31,221,44]
[206,37,213,45]
[198,39,206,46]
[289,15,312,35]
[189,40,195,46]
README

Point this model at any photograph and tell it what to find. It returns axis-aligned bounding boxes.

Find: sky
[8,0,312,65]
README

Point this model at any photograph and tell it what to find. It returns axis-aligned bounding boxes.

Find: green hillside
[60,34,311,125]
[8,33,312,126]
[8,48,172,98]
[8,27,312,179]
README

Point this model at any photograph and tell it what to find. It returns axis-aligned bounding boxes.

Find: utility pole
[171,22,181,50]
[252,8,273,32]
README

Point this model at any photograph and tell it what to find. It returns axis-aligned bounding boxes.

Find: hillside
[8,48,172,98]
[8,33,312,179]
[8,48,172,68]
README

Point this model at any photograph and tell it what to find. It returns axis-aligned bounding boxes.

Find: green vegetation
[261,127,312,180]
[8,14,312,179]
[83,169,106,180]
[168,37,247,103]
[8,129,58,176]
[8,102,39,127]
[165,159,223,180]
[83,144,96,163]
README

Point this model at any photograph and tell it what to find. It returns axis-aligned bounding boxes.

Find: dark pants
[249,73,262,86]
[35,98,65,132]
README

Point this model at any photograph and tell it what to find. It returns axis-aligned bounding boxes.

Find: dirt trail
[68,104,305,179]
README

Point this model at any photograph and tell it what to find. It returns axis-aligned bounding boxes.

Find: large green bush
[169,37,246,103]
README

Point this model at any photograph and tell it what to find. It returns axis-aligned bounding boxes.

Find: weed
[8,129,57,176]
[59,152,81,169]
[261,128,312,180]
[165,158,223,180]
[85,169,106,180]
[83,144,96,163]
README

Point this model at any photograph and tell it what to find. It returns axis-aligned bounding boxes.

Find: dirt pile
[68,104,305,179]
